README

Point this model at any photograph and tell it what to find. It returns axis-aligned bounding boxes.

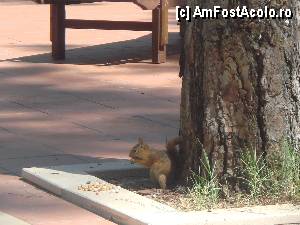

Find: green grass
[266,141,300,198]
[188,151,220,210]
[240,149,269,200]
[188,140,300,209]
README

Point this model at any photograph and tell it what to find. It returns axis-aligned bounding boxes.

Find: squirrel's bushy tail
[166,136,183,186]
[166,136,183,153]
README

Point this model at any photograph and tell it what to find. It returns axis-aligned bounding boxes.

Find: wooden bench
[32,0,183,64]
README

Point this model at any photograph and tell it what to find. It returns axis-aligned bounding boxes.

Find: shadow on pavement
[4,33,180,66]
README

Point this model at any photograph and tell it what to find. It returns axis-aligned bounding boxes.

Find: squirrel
[129,136,182,189]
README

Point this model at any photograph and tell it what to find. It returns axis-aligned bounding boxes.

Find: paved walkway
[0,2,180,225]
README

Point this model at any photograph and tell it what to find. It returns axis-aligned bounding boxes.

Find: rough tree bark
[179,0,300,183]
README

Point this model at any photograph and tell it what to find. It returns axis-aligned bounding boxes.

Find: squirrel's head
[129,137,151,164]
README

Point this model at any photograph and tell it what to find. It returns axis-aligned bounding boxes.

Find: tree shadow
[4,32,180,66]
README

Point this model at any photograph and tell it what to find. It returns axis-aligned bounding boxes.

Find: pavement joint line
[9,100,50,115]
[0,125,65,154]
[3,98,177,145]
[0,126,11,133]
[4,99,118,139]
[71,122,105,135]
[131,90,179,104]
[132,115,178,129]
[66,93,117,110]
[22,161,300,225]
[0,154,71,161]
[0,121,119,157]
[76,126,120,140]
[60,78,180,105]
[1,68,178,108]
[70,121,121,140]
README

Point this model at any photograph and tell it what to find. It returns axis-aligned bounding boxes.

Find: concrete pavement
[0,1,181,225]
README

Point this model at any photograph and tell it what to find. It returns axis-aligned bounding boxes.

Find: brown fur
[129,137,182,189]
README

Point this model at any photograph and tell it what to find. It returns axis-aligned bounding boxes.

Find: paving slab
[22,161,300,225]
[79,115,178,143]
[0,155,88,175]
[0,129,63,160]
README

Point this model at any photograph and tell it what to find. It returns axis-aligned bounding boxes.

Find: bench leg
[50,3,65,60]
[152,1,168,64]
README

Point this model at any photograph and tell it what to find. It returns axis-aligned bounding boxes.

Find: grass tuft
[188,151,220,210]
[267,141,300,198]
[188,140,300,209]
[240,149,269,200]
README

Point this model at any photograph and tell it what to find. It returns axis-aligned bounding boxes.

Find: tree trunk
[179,0,300,183]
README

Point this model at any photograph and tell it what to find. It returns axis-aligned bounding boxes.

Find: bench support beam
[50,2,65,60]
[65,19,153,31]
[152,0,168,64]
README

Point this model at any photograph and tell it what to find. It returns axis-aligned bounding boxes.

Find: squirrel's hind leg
[158,174,167,189]
[149,168,156,182]
[150,165,167,189]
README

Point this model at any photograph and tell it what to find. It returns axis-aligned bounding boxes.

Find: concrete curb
[22,160,300,225]
[22,161,177,225]
[0,211,32,225]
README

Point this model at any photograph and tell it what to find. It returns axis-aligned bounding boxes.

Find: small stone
[285,20,289,25]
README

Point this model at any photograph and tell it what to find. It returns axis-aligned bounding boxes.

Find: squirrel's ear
[138,137,144,144]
